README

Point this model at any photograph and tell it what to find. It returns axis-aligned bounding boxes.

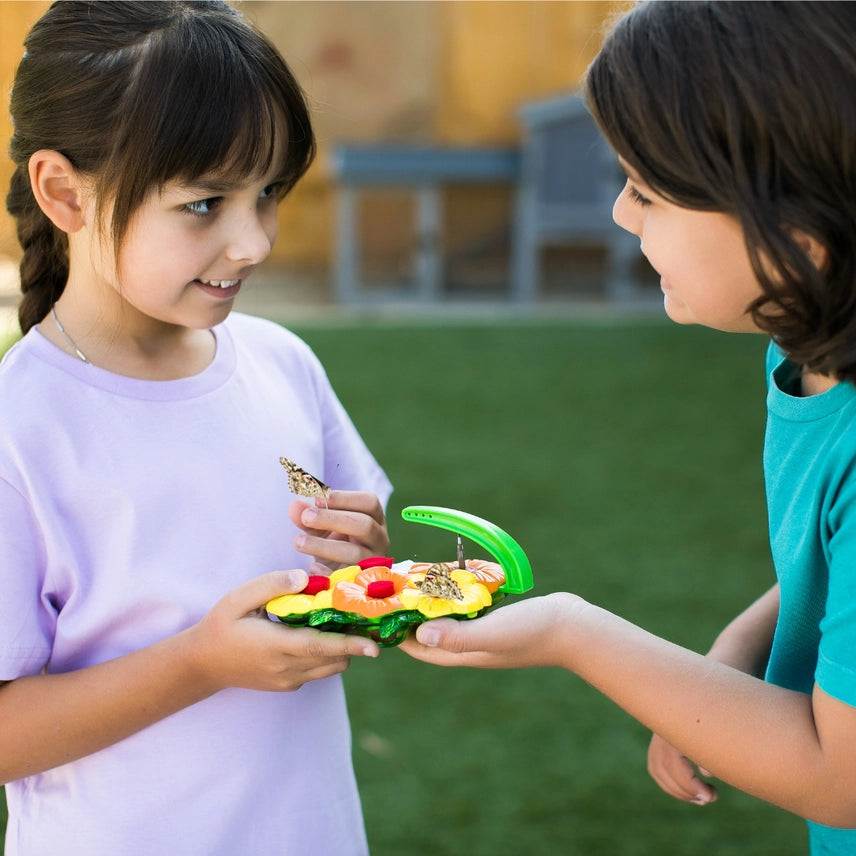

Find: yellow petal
[330,565,361,585]
[449,583,493,615]
[399,588,454,617]
[266,593,316,616]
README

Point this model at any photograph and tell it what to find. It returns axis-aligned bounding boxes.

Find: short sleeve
[305,348,393,509]
[817,464,856,707]
[0,477,54,678]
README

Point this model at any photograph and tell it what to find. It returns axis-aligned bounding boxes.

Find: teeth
[204,279,240,288]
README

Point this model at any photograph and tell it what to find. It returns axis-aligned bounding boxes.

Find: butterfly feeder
[267,459,534,646]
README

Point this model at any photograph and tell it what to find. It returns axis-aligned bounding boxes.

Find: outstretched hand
[288,491,389,574]
[398,593,579,670]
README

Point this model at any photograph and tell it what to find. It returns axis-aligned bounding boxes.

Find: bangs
[100,3,314,242]
[584,3,730,212]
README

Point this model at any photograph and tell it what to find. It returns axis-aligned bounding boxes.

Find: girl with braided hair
[1,3,391,853]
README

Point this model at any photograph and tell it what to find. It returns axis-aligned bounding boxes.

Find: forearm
[0,627,214,784]
[0,568,374,784]
[555,594,853,825]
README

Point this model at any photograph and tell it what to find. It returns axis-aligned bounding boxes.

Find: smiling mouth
[200,279,241,288]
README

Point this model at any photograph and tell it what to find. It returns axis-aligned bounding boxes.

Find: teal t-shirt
[764,343,856,851]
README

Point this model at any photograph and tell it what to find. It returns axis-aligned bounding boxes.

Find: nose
[612,181,642,237]
[225,206,276,265]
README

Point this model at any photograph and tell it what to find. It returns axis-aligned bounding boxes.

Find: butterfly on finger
[279,456,331,505]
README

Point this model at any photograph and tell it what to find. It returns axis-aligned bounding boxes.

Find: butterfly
[279,457,331,504]
[416,563,464,601]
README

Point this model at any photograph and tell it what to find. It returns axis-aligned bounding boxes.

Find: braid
[5,166,68,334]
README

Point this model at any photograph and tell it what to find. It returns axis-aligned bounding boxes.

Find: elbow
[796,786,856,829]
[804,805,856,830]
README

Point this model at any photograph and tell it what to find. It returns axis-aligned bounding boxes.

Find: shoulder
[0,329,56,406]
[0,331,67,486]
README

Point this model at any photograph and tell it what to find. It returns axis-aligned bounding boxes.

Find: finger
[288,499,325,536]
[295,533,375,567]
[307,560,335,576]
[691,784,719,806]
[221,569,309,617]
[414,617,473,651]
[648,742,718,805]
[299,505,382,542]
[402,618,501,668]
[325,490,385,524]
[285,625,381,660]
[649,763,699,802]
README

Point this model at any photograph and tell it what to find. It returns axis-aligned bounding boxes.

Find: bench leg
[415,186,441,300]
[335,186,359,303]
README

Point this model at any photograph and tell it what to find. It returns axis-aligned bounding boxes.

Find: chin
[662,294,695,326]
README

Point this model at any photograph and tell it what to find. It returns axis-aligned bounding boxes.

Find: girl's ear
[792,228,829,272]
[28,149,89,234]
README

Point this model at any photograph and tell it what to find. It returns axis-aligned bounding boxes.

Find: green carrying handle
[401,505,534,594]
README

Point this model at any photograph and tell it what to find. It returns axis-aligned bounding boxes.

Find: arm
[647,583,780,805]
[400,590,856,827]
[0,569,379,785]
[0,485,388,784]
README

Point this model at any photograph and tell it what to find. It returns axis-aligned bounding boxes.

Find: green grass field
[0,317,807,853]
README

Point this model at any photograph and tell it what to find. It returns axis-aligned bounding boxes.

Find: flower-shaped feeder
[266,505,534,646]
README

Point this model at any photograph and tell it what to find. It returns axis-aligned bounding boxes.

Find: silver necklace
[51,305,90,364]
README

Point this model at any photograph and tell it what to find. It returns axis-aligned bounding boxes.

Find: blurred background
[1,0,659,333]
[0,3,807,854]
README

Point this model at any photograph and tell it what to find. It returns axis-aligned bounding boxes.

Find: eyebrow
[174,169,284,197]
[177,178,243,196]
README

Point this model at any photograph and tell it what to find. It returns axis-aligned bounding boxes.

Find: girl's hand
[288,491,389,574]
[647,733,719,806]
[398,593,578,669]
[187,569,380,694]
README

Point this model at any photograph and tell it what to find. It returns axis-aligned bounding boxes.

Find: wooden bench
[514,92,642,301]
[331,94,643,304]
[331,145,521,303]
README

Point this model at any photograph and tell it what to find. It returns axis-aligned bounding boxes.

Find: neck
[51,304,90,363]
[801,368,839,397]
[41,300,218,380]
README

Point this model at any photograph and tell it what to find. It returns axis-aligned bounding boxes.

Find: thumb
[415,617,479,652]
[225,569,309,616]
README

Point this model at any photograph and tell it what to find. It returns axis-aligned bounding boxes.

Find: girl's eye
[182,183,281,217]
[626,183,652,207]
[259,183,281,201]
[185,197,221,216]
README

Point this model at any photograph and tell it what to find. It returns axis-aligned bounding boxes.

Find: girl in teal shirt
[402,3,856,852]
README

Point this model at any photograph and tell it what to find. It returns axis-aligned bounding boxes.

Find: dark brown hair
[6,1,316,333]
[585,1,856,382]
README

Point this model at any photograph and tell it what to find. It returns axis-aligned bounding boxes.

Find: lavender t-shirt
[0,312,392,855]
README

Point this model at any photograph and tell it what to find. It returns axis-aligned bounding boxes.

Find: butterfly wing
[279,457,331,501]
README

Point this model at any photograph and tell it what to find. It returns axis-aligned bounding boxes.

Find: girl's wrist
[170,622,226,699]
[540,591,596,670]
